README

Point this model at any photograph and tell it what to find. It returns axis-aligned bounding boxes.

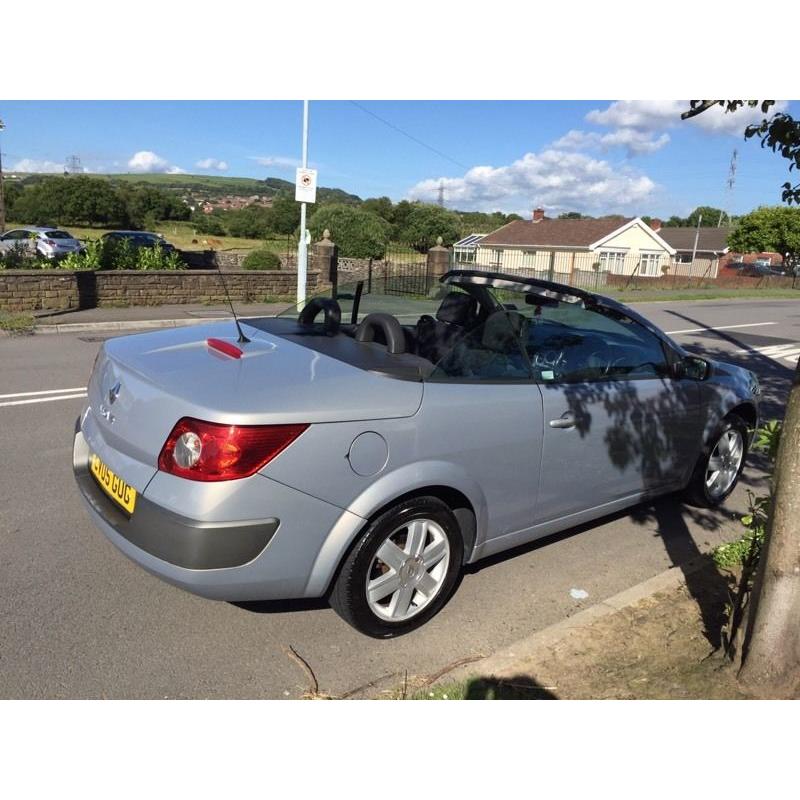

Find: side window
[429,310,532,382]
[524,301,669,384]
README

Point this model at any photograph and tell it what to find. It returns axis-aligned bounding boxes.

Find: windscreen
[276,279,451,325]
[45,230,74,239]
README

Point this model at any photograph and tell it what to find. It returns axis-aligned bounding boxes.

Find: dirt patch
[433,565,756,699]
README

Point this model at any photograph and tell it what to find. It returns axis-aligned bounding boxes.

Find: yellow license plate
[90,453,137,514]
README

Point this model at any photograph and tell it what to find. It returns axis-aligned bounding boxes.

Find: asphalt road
[1,298,797,698]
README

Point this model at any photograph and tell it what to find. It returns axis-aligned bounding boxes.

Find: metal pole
[690,213,702,284]
[0,117,6,234]
[296,100,309,305]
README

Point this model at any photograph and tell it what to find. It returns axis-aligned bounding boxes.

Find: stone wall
[0,269,321,312]
[179,250,297,271]
[0,271,80,312]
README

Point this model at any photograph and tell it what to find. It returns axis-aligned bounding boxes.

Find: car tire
[684,414,749,508]
[329,496,464,638]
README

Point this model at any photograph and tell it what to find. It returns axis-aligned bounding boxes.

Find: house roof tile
[657,226,732,253]
[477,217,634,248]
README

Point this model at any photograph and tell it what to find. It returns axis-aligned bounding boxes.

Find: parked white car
[0,226,83,259]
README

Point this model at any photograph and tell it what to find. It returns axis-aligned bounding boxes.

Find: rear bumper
[72,420,366,601]
[74,453,279,571]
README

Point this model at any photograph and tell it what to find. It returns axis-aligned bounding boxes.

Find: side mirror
[675,356,709,381]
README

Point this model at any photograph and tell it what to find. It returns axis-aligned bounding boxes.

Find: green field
[5,219,294,254]
[10,171,362,204]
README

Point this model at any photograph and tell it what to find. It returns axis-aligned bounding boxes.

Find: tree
[727,206,800,259]
[737,363,800,696]
[192,211,226,236]
[684,100,800,696]
[458,210,517,234]
[266,193,300,236]
[1,181,23,221]
[558,211,589,220]
[307,204,391,258]
[225,205,273,239]
[391,200,415,241]
[397,203,462,252]
[685,206,726,227]
[361,196,395,223]
[118,184,190,228]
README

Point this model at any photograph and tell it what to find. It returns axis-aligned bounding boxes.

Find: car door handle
[549,413,576,429]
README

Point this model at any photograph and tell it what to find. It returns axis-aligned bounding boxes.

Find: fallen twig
[284,645,319,697]
[418,655,486,688]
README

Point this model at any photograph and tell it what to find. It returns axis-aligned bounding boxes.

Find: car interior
[247,277,672,383]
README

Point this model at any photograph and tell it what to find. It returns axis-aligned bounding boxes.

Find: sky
[0,100,796,220]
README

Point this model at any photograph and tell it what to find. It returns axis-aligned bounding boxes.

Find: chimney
[532,207,545,222]
[649,218,662,232]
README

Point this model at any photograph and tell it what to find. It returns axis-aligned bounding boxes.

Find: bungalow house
[474,209,676,280]
[653,221,731,278]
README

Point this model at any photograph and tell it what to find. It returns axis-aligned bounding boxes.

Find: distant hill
[12,172,363,205]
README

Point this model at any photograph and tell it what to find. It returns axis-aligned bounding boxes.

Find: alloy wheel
[365,518,451,622]
[705,429,744,499]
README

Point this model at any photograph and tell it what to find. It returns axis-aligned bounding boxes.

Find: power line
[349,101,469,170]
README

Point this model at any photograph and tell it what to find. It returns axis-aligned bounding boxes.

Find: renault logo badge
[108,381,121,405]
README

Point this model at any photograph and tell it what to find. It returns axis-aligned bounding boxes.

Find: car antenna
[216,263,250,344]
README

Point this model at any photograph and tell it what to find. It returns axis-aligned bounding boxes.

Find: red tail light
[158,418,309,481]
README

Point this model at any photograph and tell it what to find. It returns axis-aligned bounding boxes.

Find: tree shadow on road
[462,675,557,699]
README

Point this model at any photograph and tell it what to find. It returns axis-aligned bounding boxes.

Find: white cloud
[407,149,657,215]
[196,157,228,171]
[585,100,788,136]
[250,155,301,169]
[11,158,68,173]
[553,128,670,156]
[127,150,185,174]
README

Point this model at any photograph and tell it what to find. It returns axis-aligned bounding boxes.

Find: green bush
[58,237,185,271]
[59,239,104,271]
[397,204,462,252]
[0,241,35,269]
[242,248,282,270]
[308,204,391,259]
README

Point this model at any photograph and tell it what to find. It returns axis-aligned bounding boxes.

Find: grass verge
[0,311,36,334]
[607,287,800,303]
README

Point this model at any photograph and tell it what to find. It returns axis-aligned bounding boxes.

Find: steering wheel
[587,350,614,376]
[355,313,406,354]
[298,297,341,336]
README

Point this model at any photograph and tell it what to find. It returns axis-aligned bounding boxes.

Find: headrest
[436,291,477,326]
[481,311,528,353]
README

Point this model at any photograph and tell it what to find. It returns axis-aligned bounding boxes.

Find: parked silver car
[73,271,759,636]
[0,226,83,259]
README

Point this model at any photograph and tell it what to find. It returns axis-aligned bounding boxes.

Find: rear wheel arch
[362,486,478,564]
[323,485,478,598]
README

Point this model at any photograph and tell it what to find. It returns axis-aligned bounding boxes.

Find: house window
[639,253,662,277]
[598,251,626,273]
[677,253,692,264]
[490,248,503,268]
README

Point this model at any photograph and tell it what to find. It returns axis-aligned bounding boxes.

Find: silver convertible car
[73,270,759,636]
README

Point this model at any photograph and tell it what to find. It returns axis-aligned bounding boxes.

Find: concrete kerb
[432,555,711,689]
[32,316,260,335]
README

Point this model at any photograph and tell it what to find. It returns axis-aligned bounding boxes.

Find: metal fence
[381,248,432,296]
[449,247,800,292]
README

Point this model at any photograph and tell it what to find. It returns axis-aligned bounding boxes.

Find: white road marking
[734,343,800,365]
[0,393,87,408]
[0,386,87,400]
[664,322,777,335]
